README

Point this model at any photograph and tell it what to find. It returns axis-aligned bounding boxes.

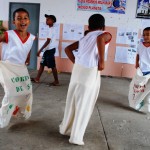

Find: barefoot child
[129,27,150,112]
[31,14,59,86]
[0,8,35,128]
[59,14,112,145]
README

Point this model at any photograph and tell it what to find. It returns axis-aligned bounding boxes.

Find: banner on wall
[136,0,150,19]
[77,0,127,14]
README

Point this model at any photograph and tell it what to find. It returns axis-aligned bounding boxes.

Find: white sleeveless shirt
[137,42,150,72]
[1,30,35,65]
[75,30,111,68]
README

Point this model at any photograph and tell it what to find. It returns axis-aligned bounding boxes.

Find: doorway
[9,2,40,70]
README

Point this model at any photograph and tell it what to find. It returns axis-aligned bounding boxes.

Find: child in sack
[0,8,35,127]
[59,14,112,145]
[129,27,150,112]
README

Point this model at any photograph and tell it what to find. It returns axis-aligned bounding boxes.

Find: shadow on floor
[8,120,70,144]
[99,98,146,115]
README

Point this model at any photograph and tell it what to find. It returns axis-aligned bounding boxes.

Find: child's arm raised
[65,41,79,63]
[97,32,112,71]
[135,54,139,69]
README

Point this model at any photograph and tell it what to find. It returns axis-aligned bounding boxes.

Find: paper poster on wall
[39,23,60,39]
[136,0,150,19]
[61,42,78,58]
[77,0,126,14]
[39,40,46,56]
[54,23,60,39]
[39,22,49,38]
[63,24,84,41]
[115,46,137,64]
[116,28,138,46]
[61,42,71,58]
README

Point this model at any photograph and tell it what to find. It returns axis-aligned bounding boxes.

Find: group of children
[0,8,150,145]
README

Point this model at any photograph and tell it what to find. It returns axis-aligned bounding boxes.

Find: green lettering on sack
[11,76,30,83]
[27,83,32,90]
[11,78,15,83]
[27,84,30,90]
[15,77,19,82]
[9,104,13,109]
[20,77,25,82]
[25,76,29,81]
[7,104,14,114]
[16,86,23,92]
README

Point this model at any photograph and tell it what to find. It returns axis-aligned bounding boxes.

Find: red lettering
[78,0,86,2]
[86,0,97,4]
[98,1,111,5]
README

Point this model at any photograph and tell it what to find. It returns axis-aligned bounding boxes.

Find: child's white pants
[59,63,100,145]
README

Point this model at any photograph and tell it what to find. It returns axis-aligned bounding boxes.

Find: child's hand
[25,60,30,66]
[25,62,30,66]
[98,62,104,71]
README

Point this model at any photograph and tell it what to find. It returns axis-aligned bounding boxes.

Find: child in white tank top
[0,8,35,128]
[59,14,112,145]
[136,27,150,75]
[129,27,150,112]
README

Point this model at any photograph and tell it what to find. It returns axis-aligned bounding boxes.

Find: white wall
[0,0,145,29]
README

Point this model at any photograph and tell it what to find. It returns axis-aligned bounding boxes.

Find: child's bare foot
[31,78,40,83]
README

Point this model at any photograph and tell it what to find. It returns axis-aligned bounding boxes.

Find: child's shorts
[40,48,56,68]
[142,71,150,76]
